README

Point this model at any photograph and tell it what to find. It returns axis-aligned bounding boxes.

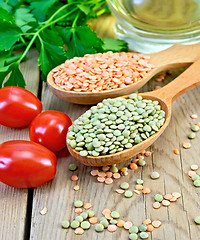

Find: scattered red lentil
[142,187,151,194]
[107,224,118,232]
[73,185,80,191]
[173,149,180,155]
[140,150,146,155]
[147,224,154,232]
[40,207,48,215]
[75,227,84,235]
[162,200,171,207]
[75,208,83,214]
[98,172,107,178]
[105,177,114,185]
[97,177,105,183]
[130,163,138,170]
[105,213,113,220]
[132,159,139,164]
[144,151,152,157]
[138,155,145,160]
[120,167,128,173]
[155,72,166,82]
[163,194,173,201]
[53,52,153,93]
[196,122,200,127]
[90,169,99,176]
[102,209,111,215]
[124,221,133,230]
[153,202,161,209]
[188,170,197,178]
[83,203,92,210]
[89,217,98,224]
[135,184,143,191]
[117,220,125,227]
[115,189,125,194]
[172,192,181,199]
[134,190,141,195]
[102,166,110,172]
[190,114,198,119]
[106,171,113,178]
[169,196,177,202]
[143,219,151,225]
[71,175,78,181]
[183,142,191,149]
[113,172,121,179]
[152,220,161,228]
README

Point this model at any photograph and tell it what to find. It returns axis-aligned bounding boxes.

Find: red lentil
[147,224,154,232]
[107,224,117,232]
[71,175,78,181]
[75,227,84,235]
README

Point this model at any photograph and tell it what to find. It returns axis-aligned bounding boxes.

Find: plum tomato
[29,110,72,152]
[0,140,57,188]
[0,86,42,128]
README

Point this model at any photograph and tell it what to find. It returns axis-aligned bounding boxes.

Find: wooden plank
[0,49,40,240]
[30,15,200,240]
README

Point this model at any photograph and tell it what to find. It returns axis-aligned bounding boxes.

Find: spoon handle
[150,42,200,71]
[151,57,200,103]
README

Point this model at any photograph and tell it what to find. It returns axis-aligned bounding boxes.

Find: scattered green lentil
[197,170,200,176]
[81,221,91,230]
[192,174,200,181]
[111,165,118,173]
[124,190,133,198]
[129,226,139,234]
[194,216,200,224]
[74,200,83,208]
[191,125,200,132]
[68,163,77,171]
[62,220,70,229]
[140,232,149,239]
[87,210,95,218]
[95,223,104,232]
[111,211,120,218]
[70,220,80,229]
[138,159,146,166]
[67,95,165,156]
[75,216,84,223]
[136,179,143,184]
[120,182,130,189]
[100,219,109,228]
[110,219,118,224]
[129,233,138,240]
[194,179,200,187]
[154,194,163,202]
[80,212,88,220]
[188,133,196,139]
[139,224,147,232]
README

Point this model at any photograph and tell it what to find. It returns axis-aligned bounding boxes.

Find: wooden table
[1,15,200,240]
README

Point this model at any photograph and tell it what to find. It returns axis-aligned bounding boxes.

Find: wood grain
[0,49,40,240]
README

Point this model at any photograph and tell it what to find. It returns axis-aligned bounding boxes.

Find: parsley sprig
[0,0,128,88]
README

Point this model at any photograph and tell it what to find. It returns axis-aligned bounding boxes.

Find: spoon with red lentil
[47,43,200,105]
[67,58,200,166]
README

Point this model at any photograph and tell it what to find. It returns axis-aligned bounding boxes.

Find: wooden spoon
[67,57,200,166]
[47,43,200,105]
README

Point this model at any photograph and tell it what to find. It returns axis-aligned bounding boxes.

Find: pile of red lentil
[52,52,153,92]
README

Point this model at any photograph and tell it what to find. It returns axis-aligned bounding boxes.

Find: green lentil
[110,219,118,224]
[70,220,80,229]
[95,223,104,232]
[87,210,95,217]
[111,165,118,173]
[100,219,109,228]
[191,125,200,132]
[140,232,149,239]
[194,216,200,224]
[138,159,146,166]
[124,190,133,198]
[192,174,200,181]
[188,132,196,139]
[136,179,143,185]
[129,226,139,234]
[68,163,77,171]
[120,182,129,189]
[197,170,200,176]
[80,212,88,220]
[80,150,88,156]
[111,211,120,218]
[139,224,147,232]
[62,220,70,229]
[194,179,200,187]
[154,194,163,202]
[129,233,138,240]
[74,200,83,208]
[81,221,90,229]
[75,216,84,223]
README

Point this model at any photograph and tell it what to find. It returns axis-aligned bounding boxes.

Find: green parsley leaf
[38,29,66,80]
[102,38,128,52]
[0,20,22,50]
[14,8,37,32]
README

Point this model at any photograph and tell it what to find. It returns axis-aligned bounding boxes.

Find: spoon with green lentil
[67,58,200,166]
[48,43,200,105]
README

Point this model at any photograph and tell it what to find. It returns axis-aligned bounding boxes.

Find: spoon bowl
[67,58,200,166]
[47,43,200,105]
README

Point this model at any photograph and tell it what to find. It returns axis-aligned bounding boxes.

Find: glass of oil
[107,0,200,53]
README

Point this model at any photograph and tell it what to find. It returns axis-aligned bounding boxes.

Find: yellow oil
[113,0,200,31]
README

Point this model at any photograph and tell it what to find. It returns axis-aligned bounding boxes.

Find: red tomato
[29,110,72,152]
[0,140,57,188]
[0,86,42,128]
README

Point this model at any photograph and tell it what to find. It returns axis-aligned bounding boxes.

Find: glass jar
[107,0,200,53]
